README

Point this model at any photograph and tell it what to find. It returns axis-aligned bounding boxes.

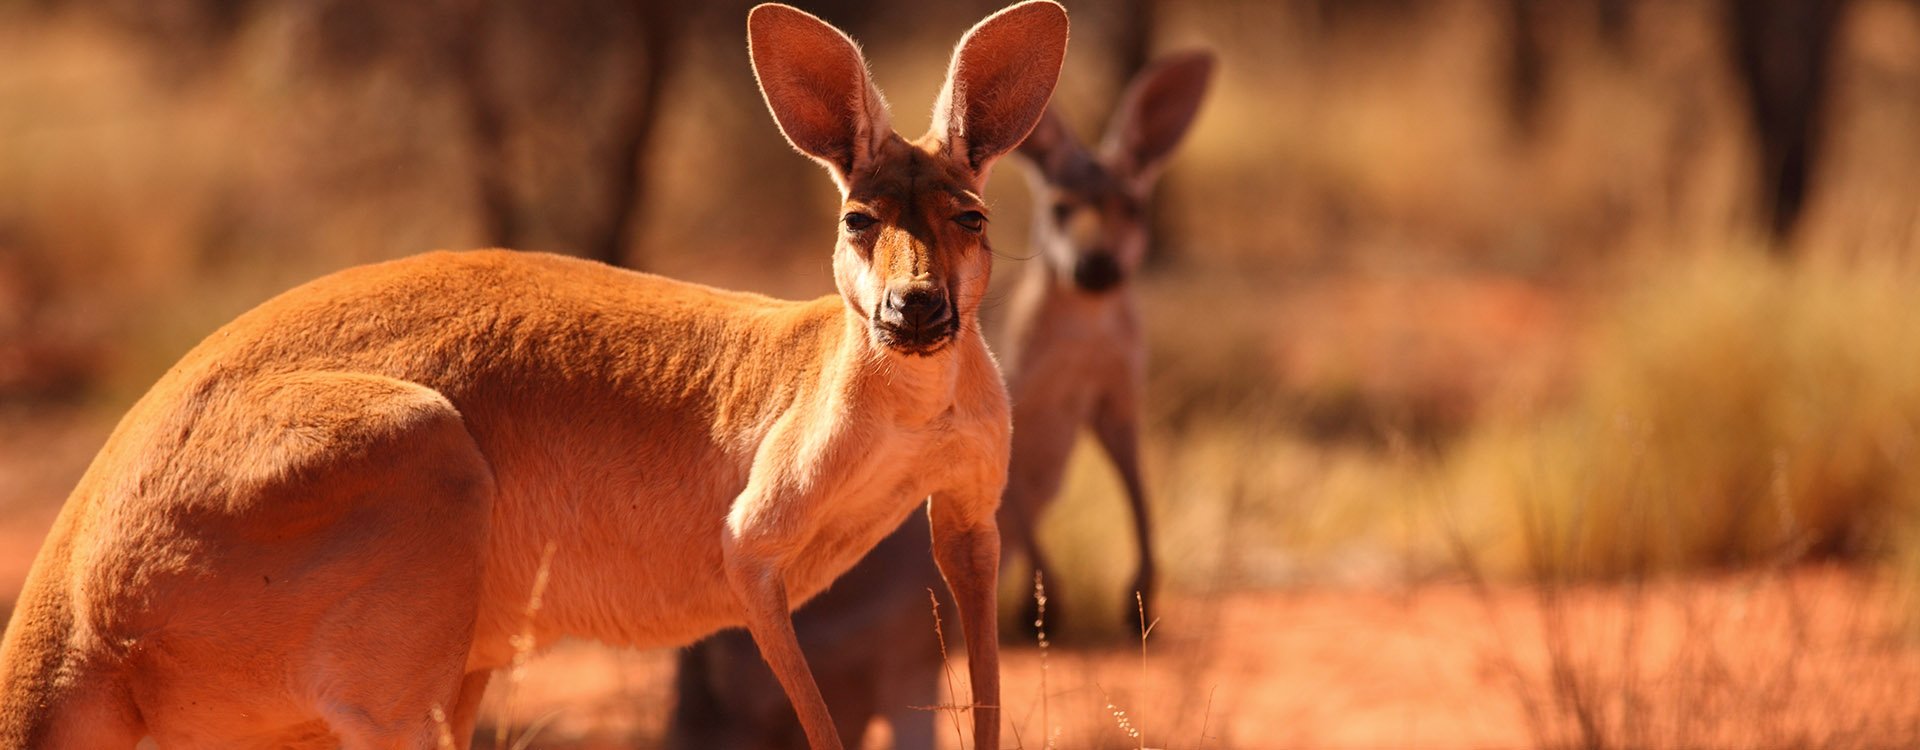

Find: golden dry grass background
[6,0,1920,747]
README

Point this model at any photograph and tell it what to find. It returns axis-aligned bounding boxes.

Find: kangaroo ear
[1101,50,1215,187]
[748,3,892,191]
[1014,108,1084,181]
[930,0,1070,180]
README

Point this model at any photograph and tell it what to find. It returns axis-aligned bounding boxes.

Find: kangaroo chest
[780,419,952,606]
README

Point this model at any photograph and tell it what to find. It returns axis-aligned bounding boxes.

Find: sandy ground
[463,567,1920,750]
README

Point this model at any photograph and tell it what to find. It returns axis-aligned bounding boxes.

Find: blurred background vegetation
[3,0,1920,632]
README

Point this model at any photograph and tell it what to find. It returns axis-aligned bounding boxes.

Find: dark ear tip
[1161,49,1218,81]
[1015,110,1066,157]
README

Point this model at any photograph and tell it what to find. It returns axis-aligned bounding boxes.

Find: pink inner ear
[749,5,882,177]
[1105,53,1214,178]
[1015,110,1085,176]
[936,1,1069,172]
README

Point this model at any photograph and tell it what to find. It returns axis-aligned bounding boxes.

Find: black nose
[885,287,951,331]
[1072,253,1123,292]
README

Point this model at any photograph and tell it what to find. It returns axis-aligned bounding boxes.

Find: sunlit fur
[0,3,1070,749]
[836,137,991,357]
[661,50,1215,750]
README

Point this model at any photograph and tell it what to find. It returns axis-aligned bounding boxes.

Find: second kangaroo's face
[1015,51,1216,295]
[748,1,1068,357]
[1032,163,1147,294]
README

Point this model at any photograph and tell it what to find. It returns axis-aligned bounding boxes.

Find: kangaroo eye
[843,212,877,232]
[1051,202,1074,224]
[954,211,986,233]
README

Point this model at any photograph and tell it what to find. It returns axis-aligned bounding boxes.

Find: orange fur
[663,50,1215,750]
[0,3,1071,749]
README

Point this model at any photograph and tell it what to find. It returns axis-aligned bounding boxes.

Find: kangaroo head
[1016,51,1214,294]
[749,1,1069,357]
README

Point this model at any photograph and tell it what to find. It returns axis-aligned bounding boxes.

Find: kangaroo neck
[827,307,966,427]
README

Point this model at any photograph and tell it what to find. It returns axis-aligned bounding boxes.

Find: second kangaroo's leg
[1000,437,1071,636]
[1091,381,1156,627]
[879,659,941,750]
[722,534,843,750]
[1008,516,1061,638]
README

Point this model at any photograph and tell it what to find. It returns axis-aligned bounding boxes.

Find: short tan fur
[0,3,1069,749]
[1002,49,1215,627]
[664,49,1214,749]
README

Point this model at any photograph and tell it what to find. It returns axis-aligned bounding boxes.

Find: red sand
[467,567,1920,749]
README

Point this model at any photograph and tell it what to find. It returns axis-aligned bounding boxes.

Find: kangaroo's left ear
[930,1,1070,182]
[1101,50,1215,188]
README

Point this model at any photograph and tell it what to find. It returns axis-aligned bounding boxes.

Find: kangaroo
[999,49,1214,630]
[665,50,1215,750]
[0,3,1068,749]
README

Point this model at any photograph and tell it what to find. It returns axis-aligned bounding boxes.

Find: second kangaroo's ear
[1015,109,1084,180]
[931,0,1070,180]
[1101,50,1215,186]
[749,3,892,191]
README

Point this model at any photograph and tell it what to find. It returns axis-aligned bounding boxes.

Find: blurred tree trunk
[1503,0,1548,142]
[1502,0,1847,251]
[1724,0,1849,251]
[451,1,521,251]
[1503,0,1632,144]
[1594,0,1630,54]
[451,0,681,270]
[1111,0,1154,96]
[584,0,683,270]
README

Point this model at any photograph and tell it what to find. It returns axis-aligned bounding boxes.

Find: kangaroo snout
[1072,253,1123,292]
[881,285,953,339]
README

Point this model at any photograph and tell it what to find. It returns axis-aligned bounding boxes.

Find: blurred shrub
[1447,250,1920,577]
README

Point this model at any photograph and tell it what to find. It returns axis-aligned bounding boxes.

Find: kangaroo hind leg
[275,374,497,750]
[128,372,498,749]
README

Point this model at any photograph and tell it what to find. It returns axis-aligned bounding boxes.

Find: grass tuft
[1445,250,1920,578]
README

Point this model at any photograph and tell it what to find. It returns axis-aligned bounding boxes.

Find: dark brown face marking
[1039,153,1144,294]
[839,139,994,355]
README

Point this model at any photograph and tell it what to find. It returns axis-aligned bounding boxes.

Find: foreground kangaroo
[0,3,1068,748]
[667,51,1214,749]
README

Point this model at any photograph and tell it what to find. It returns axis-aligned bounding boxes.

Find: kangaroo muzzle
[876,285,955,354]
[1072,253,1123,293]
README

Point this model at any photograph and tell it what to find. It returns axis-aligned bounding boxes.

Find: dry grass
[1414,250,1920,749]
[1470,566,1920,750]
[988,582,1225,750]
[1440,250,1920,579]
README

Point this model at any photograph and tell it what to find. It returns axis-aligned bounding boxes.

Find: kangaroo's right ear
[930,0,1070,183]
[748,3,892,192]
[1015,109,1084,181]
[1101,50,1215,188]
